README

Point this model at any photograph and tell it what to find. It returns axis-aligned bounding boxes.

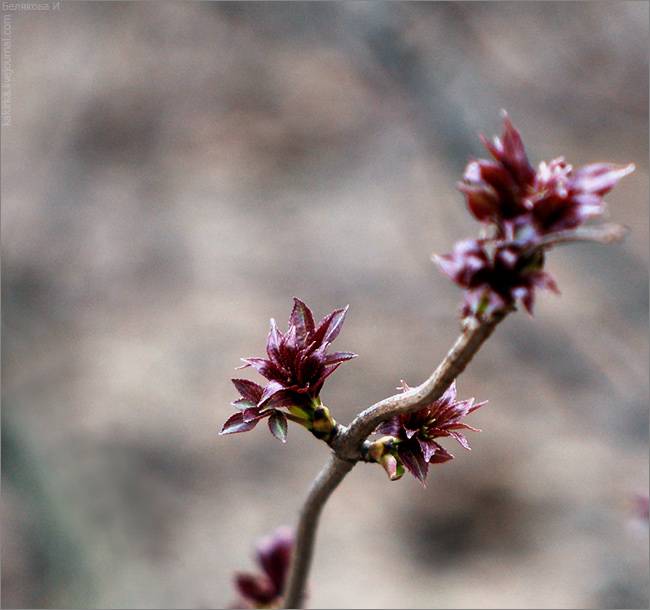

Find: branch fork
[223,110,633,610]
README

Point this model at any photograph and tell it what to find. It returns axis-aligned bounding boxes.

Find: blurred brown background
[2,2,648,608]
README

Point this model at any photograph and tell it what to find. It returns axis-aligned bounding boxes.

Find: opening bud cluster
[435,110,634,316]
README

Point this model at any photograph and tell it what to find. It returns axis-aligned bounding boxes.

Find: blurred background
[2,2,648,608]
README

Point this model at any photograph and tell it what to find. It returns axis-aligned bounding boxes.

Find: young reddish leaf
[235,573,276,605]
[232,398,257,411]
[242,407,265,423]
[570,162,634,196]
[289,298,315,342]
[256,526,294,591]
[220,412,260,435]
[320,306,349,344]
[324,351,358,365]
[259,380,288,406]
[232,378,264,404]
[268,410,288,442]
[428,444,454,464]
[266,318,283,363]
[446,430,472,450]
[418,438,440,462]
[398,447,429,487]
[240,357,284,382]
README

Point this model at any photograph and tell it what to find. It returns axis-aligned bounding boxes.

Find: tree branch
[282,306,511,608]
[282,454,355,609]
[332,306,511,461]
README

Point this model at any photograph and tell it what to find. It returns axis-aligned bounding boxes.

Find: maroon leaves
[374,380,486,487]
[438,111,633,317]
[231,526,295,609]
[529,159,634,236]
[289,297,315,344]
[220,379,267,435]
[570,162,635,197]
[221,298,357,441]
[232,378,265,403]
[220,412,261,435]
[459,111,536,225]
[435,238,559,316]
[256,527,294,593]
[479,109,537,191]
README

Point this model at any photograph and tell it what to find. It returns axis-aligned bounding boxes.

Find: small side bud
[311,405,339,443]
[367,437,404,481]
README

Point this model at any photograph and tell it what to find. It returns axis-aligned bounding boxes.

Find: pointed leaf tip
[321,305,349,343]
[290,297,316,341]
